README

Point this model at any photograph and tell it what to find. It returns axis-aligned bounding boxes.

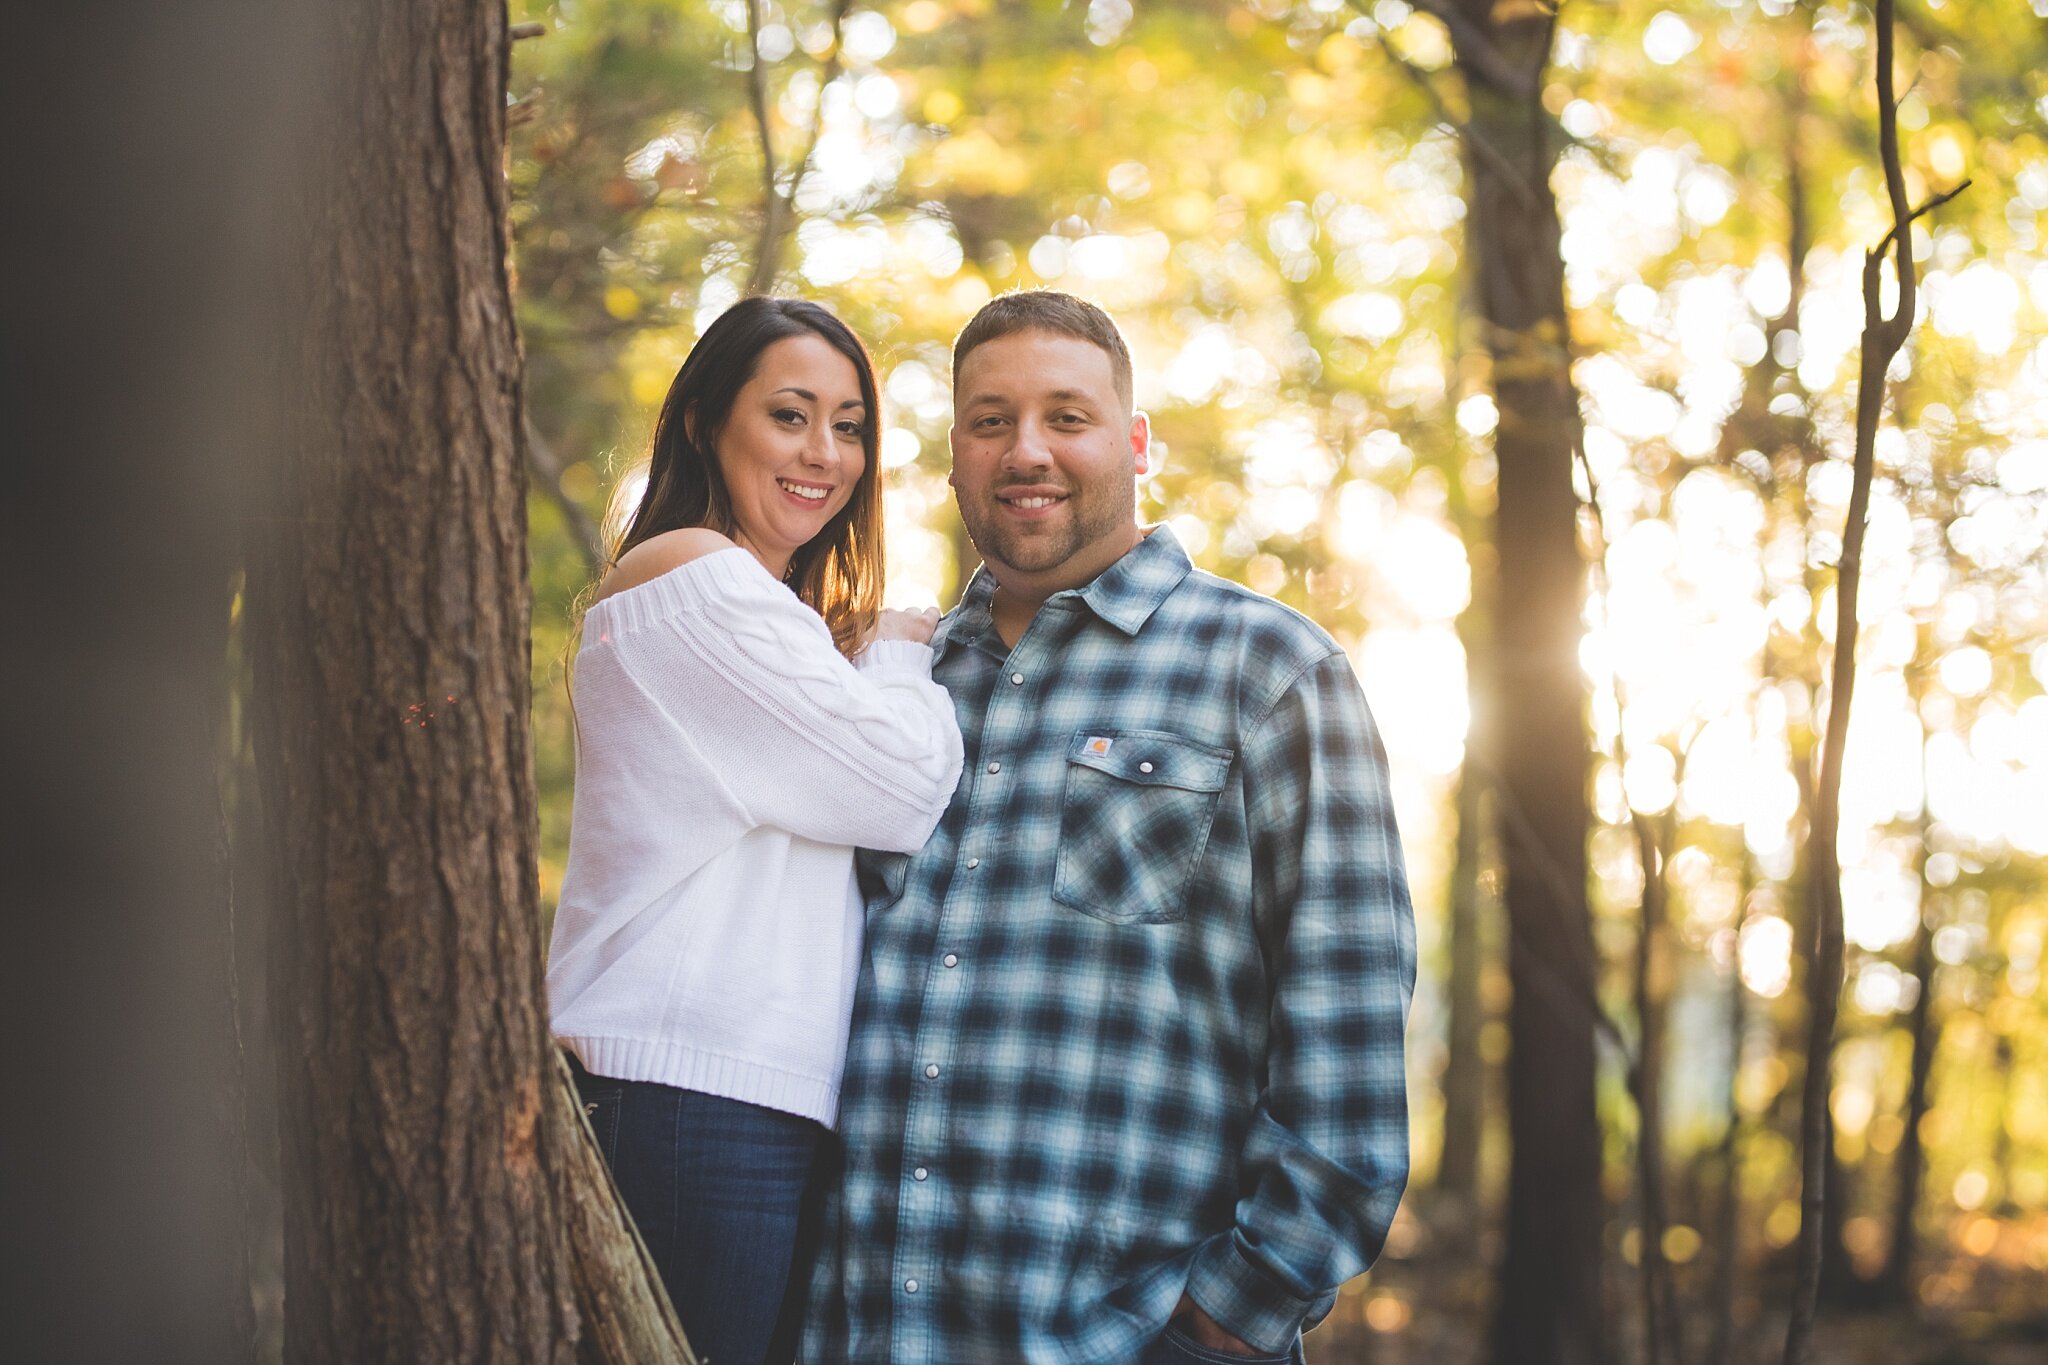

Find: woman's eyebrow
[768,386,864,411]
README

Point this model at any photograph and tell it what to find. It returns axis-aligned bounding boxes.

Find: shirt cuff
[852,639,935,674]
[1185,1231,1314,1356]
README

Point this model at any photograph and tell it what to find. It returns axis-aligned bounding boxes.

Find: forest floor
[1304,1197,2048,1364]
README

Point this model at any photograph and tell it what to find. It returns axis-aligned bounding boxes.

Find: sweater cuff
[853,639,935,674]
[1185,1231,1315,1355]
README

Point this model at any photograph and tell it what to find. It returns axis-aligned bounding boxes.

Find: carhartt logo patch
[1084,736,1114,756]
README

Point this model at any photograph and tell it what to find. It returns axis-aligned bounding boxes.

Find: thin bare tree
[1781,3,1967,1360]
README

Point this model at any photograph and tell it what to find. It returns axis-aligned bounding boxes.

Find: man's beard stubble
[957,479,1134,578]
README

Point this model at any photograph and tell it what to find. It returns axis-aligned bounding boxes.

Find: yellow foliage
[899,0,947,35]
[603,285,641,320]
[1317,33,1363,74]
[1392,15,1452,71]
[930,127,1033,196]
[630,368,670,407]
[1164,192,1214,234]
[1288,70,1333,114]
[1223,159,1280,201]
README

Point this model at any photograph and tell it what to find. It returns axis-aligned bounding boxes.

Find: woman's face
[711,332,869,574]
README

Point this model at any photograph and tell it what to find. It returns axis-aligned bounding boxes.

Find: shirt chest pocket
[1053,730,1234,926]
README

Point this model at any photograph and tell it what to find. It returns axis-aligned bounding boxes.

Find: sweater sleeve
[589,550,963,853]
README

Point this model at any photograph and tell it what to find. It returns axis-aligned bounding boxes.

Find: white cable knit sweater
[546,547,963,1127]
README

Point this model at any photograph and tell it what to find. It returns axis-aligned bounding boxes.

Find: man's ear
[947,423,963,488]
[1129,410,1152,478]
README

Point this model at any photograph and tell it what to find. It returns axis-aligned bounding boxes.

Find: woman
[546,297,962,1365]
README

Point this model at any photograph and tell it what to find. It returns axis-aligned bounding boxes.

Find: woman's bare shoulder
[592,528,739,604]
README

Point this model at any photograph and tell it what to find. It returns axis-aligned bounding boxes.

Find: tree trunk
[1871,663,1939,1304]
[1438,738,1488,1202]
[1441,6,1608,1362]
[1701,856,1750,1365]
[1629,801,1680,1365]
[246,3,694,1360]
[1878,879,1938,1302]
[2,5,314,1359]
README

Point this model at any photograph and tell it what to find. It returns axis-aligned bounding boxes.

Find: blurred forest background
[498,0,2048,1360]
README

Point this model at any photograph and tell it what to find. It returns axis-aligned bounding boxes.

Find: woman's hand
[873,606,942,644]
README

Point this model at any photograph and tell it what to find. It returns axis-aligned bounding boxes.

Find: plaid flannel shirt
[801,527,1416,1363]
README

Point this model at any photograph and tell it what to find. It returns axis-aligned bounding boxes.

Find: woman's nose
[802,424,837,468]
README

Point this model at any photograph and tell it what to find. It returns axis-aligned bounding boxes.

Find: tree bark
[246,3,694,1360]
[1439,6,1608,1362]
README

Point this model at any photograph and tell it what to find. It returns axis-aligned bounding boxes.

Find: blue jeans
[570,1055,827,1365]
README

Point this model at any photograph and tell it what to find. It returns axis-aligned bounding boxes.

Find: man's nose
[1001,418,1055,473]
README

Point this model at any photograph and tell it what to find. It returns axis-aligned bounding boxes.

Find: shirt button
[904,1279,920,1294]
[943,953,959,968]
[986,760,1001,774]
[1010,672,1024,685]
[1139,761,1155,773]
[913,1166,929,1181]
[965,856,980,869]
[924,1063,940,1079]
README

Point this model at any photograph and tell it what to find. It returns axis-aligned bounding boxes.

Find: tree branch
[747,0,855,296]
[782,2,854,220]
[551,1048,701,1363]
[1869,179,1970,262]
[1409,0,1541,100]
[526,420,606,576]
[743,0,781,295]
[510,21,546,41]
[1363,13,1539,209]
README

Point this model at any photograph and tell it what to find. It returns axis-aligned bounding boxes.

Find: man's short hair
[952,290,1134,414]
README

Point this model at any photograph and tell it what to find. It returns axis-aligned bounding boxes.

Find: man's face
[949,329,1149,594]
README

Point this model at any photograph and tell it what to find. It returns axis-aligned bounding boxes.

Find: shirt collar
[934,524,1193,660]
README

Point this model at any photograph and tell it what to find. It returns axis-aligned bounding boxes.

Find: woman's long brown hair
[607,297,884,655]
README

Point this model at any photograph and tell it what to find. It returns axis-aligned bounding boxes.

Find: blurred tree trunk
[2,5,316,1360]
[1435,5,1607,1362]
[1438,726,1488,1203]
[1878,641,1944,1303]
[1434,275,1494,1215]
[246,3,694,1361]
[1628,792,1680,1365]
[1878,843,1938,1301]
[1702,849,1753,1365]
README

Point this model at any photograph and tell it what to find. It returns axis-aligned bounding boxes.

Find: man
[804,291,1416,1363]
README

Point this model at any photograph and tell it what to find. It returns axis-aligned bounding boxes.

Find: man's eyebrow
[959,389,1099,407]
